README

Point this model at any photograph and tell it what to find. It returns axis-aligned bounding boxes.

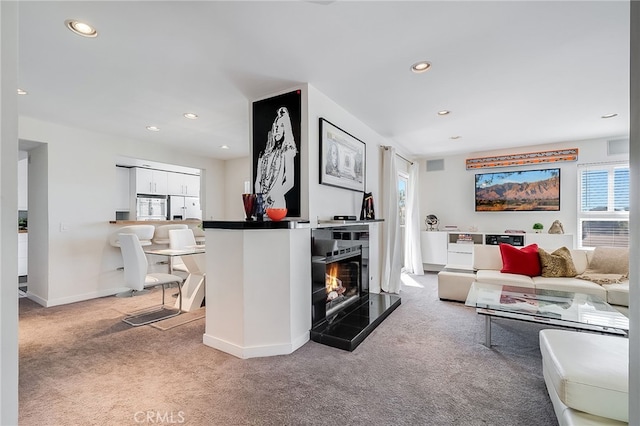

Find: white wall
[223,156,251,220]
[629,2,639,423]
[418,137,628,240]
[307,84,389,226]
[26,143,49,302]
[18,117,226,307]
[236,83,396,225]
[0,1,19,423]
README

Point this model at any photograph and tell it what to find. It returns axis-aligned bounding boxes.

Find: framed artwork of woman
[252,90,301,217]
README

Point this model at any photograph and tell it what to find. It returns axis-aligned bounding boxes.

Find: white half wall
[418,137,629,239]
[18,117,226,307]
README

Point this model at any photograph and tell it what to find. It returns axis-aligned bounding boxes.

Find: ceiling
[17,1,630,160]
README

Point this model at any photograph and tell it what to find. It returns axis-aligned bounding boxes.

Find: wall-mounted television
[475,168,560,212]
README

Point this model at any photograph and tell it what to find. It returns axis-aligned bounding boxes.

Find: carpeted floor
[19,272,558,426]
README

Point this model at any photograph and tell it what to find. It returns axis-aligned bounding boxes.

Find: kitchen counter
[108,220,201,225]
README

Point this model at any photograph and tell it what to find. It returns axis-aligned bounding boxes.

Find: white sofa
[438,245,629,307]
[438,246,631,425]
[540,329,628,425]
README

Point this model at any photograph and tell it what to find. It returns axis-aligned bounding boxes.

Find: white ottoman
[437,265,476,302]
[539,329,628,425]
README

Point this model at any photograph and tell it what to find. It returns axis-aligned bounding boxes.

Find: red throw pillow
[499,243,541,277]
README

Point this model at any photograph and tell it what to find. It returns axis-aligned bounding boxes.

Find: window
[578,162,629,248]
[398,173,408,227]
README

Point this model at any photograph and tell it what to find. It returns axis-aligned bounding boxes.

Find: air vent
[607,138,629,155]
[426,159,444,172]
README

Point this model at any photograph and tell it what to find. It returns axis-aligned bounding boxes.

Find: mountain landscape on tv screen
[475,175,560,211]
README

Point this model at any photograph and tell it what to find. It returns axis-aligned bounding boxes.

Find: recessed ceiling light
[220,145,230,150]
[410,61,432,73]
[438,110,450,116]
[65,19,98,38]
[146,126,160,132]
[601,113,618,119]
[17,88,27,95]
[450,136,462,140]
[183,113,198,120]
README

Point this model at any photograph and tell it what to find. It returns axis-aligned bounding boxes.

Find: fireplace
[312,246,362,327]
[310,226,401,351]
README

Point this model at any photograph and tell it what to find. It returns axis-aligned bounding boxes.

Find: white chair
[152,224,188,245]
[169,228,197,273]
[188,224,206,245]
[168,228,206,311]
[118,233,184,326]
[109,225,155,248]
[151,224,189,273]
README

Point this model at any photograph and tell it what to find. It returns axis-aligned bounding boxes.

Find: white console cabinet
[447,233,483,267]
[420,231,575,269]
[420,231,448,270]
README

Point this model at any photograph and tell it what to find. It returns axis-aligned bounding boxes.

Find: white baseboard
[202,332,309,359]
[27,287,129,308]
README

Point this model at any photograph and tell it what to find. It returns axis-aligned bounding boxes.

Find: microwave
[136,196,167,220]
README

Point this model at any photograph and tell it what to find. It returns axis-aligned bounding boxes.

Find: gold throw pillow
[538,247,577,277]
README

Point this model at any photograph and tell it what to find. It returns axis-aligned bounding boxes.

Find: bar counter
[202,220,309,230]
[202,221,311,359]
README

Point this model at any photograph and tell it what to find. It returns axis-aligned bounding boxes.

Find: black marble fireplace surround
[310,226,401,351]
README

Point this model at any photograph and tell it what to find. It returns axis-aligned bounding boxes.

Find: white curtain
[404,162,424,275]
[380,146,402,293]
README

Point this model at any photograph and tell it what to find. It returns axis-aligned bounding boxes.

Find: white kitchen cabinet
[420,231,448,269]
[115,166,130,211]
[168,172,200,196]
[133,167,168,195]
[18,233,28,276]
[18,157,28,210]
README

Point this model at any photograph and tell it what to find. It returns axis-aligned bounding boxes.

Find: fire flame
[326,263,345,297]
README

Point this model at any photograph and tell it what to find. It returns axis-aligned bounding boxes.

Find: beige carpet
[18,274,558,426]
[150,307,205,330]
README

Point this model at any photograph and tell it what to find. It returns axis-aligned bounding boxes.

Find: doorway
[18,150,28,296]
[18,139,48,302]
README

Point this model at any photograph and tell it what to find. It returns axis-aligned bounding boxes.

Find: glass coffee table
[465,282,629,347]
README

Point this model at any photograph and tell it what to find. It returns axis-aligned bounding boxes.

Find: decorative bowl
[266,208,287,222]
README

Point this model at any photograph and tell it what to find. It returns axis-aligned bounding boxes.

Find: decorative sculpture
[359,192,375,220]
[425,215,439,231]
[548,220,564,234]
